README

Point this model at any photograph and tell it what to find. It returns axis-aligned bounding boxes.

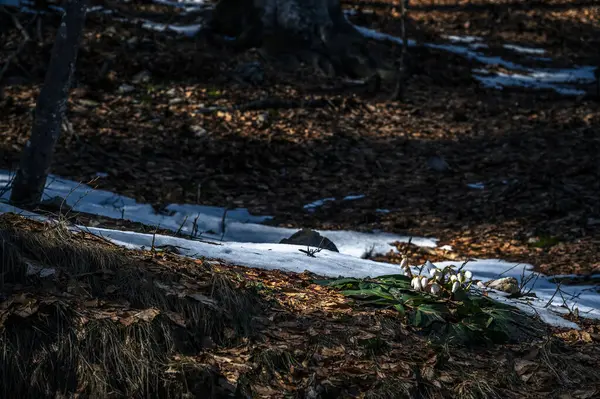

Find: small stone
[132,70,151,84]
[280,228,339,252]
[486,277,520,294]
[190,125,207,137]
[118,84,135,94]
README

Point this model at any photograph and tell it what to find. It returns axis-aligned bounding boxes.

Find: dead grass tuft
[0,214,265,397]
[365,377,415,399]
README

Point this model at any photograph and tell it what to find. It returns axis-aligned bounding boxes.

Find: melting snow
[444,35,483,44]
[467,182,485,190]
[1,172,599,328]
[0,171,433,258]
[343,194,366,201]
[304,197,336,211]
[353,27,595,96]
[141,21,202,37]
[303,194,366,213]
[503,44,546,55]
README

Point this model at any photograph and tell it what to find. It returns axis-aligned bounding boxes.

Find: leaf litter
[1,0,600,395]
[0,213,599,397]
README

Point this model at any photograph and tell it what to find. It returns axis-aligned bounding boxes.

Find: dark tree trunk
[210,0,401,84]
[9,0,88,208]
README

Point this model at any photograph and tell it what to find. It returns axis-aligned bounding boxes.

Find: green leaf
[341,288,395,301]
[315,278,361,288]
[393,303,406,316]
[411,304,448,328]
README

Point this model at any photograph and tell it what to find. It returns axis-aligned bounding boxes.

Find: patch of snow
[425,43,523,70]
[440,245,453,251]
[343,194,366,201]
[467,182,485,190]
[433,259,600,329]
[474,71,587,96]
[1,200,598,328]
[468,43,489,50]
[141,21,202,37]
[304,194,366,212]
[0,202,46,222]
[0,171,433,258]
[77,226,419,279]
[444,35,482,43]
[303,197,335,211]
[503,44,546,55]
[75,229,600,329]
[351,25,416,47]
[353,24,594,96]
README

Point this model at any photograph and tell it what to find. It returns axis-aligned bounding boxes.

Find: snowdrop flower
[458,272,467,284]
[450,275,458,282]
[421,277,429,287]
[430,282,440,295]
[452,281,460,293]
[411,277,422,291]
[429,268,440,277]
[400,257,409,270]
[464,270,473,280]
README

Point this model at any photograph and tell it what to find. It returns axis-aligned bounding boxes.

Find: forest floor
[1,1,600,278]
[1,213,599,398]
[2,0,600,397]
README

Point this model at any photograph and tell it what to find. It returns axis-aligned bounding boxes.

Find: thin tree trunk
[10,0,88,207]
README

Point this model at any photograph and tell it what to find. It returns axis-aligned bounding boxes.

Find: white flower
[452,281,460,293]
[458,272,466,284]
[421,277,429,287]
[411,277,422,291]
[429,268,440,277]
[400,257,409,270]
[465,270,473,280]
[430,283,440,295]
[450,275,458,282]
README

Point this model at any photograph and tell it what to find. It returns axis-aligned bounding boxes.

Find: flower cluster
[402,257,475,297]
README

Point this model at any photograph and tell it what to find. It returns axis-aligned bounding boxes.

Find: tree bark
[9,0,88,208]
[210,0,400,84]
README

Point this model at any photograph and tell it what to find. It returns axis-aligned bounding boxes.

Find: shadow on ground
[1,0,599,274]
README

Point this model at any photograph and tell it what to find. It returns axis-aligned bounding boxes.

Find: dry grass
[0,213,264,398]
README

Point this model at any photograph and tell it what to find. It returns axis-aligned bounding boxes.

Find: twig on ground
[175,215,189,236]
[544,281,563,308]
[299,237,327,258]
